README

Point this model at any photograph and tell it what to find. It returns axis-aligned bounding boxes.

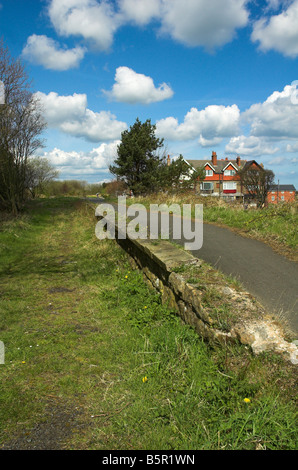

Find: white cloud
[42,141,120,174]
[47,0,249,52]
[35,91,88,125]
[242,84,298,139]
[225,135,279,156]
[198,136,223,147]
[159,0,249,49]
[251,0,298,57]
[22,35,85,70]
[156,104,240,143]
[48,0,120,51]
[60,109,126,141]
[35,91,127,142]
[118,0,161,25]
[103,66,174,104]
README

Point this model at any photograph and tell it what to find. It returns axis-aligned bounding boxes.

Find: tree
[25,157,59,198]
[109,118,165,195]
[105,179,127,196]
[0,39,46,213]
[238,164,275,208]
[161,155,206,192]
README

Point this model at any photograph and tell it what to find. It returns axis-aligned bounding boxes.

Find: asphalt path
[89,197,298,336]
[177,222,298,335]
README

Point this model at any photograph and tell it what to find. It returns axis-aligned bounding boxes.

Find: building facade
[184,152,253,199]
[267,185,296,204]
[183,152,296,203]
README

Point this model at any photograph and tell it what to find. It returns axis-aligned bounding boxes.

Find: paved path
[89,198,298,336]
[174,222,298,335]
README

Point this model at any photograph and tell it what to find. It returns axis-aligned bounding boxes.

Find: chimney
[211,151,217,166]
[167,154,171,166]
[236,156,241,166]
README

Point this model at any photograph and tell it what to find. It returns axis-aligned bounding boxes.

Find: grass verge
[0,197,297,450]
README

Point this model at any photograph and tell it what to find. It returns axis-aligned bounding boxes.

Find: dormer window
[205,169,213,176]
[224,169,236,176]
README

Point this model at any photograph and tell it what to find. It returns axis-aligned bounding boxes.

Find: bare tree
[238,164,275,208]
[0,39,46,213]
[25,157,59,198]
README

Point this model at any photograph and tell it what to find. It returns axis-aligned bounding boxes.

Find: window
[271,196,275,201]
[223,182,237,190]
[205,169,213,176]
[201,182,213,191]
[224,169,236,176]
[281,195,284,200]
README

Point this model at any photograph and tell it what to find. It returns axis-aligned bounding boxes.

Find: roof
[269,184,296,192]
[241,160,263,171]
[185,158,246,173]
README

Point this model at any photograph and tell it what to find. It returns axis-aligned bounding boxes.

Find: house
[184,151,263,200]
[267,184,296,204]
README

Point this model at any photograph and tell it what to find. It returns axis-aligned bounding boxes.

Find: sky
[0,0,298,186]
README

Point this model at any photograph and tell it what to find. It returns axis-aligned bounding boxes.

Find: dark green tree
[109,118,165,195]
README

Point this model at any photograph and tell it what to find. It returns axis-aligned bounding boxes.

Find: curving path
[89,198,298,336]
[175,222,298,336]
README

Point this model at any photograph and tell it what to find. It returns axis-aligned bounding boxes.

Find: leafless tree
[0,39,46,213]
[25,157,59,198]
[238,165,275,208]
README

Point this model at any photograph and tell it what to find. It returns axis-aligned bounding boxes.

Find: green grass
[202,203,298,252]
[0,197,297,450]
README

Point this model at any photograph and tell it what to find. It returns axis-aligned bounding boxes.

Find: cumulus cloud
[242,84,298,139]
[118,0,161,25]
[225,135,279,156]
[251,0,298,57]
[159,0,249,49]
[46,0,249,52]
[22,35,85,70]
[48,0,120,51]
[156,104,240,144]
[103,66,174,104]
[35,91,127,142]
[43,141,120,173]
[60,109,126,141]
[35,91,88,125]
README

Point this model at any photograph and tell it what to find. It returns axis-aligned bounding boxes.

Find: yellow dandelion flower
[144,306,147,309]
[22,361,26,364]
[125,275,128,279]
[142,376,148,383]
[244,398,251,403]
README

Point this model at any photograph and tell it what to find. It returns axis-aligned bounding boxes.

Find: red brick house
[184,152,263,199]
[268,185,296,204]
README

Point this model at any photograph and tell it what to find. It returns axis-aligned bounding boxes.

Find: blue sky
[1,0,298,186]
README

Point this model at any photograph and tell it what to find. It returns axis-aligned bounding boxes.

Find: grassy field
[0,197,297,450]
[113,193,297,261]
